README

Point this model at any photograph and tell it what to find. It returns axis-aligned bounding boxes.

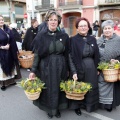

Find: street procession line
[82,110,114,120]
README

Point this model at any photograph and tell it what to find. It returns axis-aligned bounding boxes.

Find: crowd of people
[0,9,120,119]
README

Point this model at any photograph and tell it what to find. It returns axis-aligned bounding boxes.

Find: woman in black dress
[0,15,21,90]
[29,11,69,119]
[69,17,100,115]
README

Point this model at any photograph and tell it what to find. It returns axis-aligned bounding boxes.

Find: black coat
[22,26,38,51]
[70,34,100,72]
[11,28,22,43]
[38,21,47,33]
[69,33,100,112]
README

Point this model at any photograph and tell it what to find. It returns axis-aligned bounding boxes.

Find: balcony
[35,4,54,11]
[59,0,82,10]
[98,0,120,6]
[59,0,82,6]
[13,0,26,3]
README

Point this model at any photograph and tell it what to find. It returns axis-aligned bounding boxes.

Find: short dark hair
[75,17,91,29]
[31,19,37,26]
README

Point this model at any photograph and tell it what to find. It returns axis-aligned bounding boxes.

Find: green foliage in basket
[97,59,120,70]
[60,80,92,93]
[17,77,46,93]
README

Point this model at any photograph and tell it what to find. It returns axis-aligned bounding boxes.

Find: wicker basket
[118,69,120,81]
[18,54,34,68]
[18,50,32,56]
[24,91,40,100]
[102,69,118,82]
[65,91,87,100]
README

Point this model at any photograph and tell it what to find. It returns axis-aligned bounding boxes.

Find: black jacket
[69,34,100,74]
[22,26,38,51]
[11,28,22,43]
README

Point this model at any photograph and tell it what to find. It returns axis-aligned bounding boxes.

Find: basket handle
[24,78,31,86]
[23,78,35,86]
[73,79,76,88]
[73,73,78,88]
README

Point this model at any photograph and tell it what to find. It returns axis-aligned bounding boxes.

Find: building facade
[26,0,120,36]
[98,0,120,35]
[26,0,95,36]
[0,0,26,28]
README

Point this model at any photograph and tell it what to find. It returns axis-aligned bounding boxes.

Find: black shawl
[32,29,69,59]
[0,25,18,76]
[70,34,100,70]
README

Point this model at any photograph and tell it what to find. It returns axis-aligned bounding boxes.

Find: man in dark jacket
[22,19,38,51]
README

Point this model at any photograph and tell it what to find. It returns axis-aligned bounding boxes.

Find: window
[15,6,24,15]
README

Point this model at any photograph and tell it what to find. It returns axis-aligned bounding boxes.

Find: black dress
[69,34,99,112]
[31,30,69,115]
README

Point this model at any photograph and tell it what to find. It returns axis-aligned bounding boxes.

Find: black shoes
[75,108,82,116]
[1,86,6,91]
[47,110,61,119]
[47,113,53,119]
[105,108,113,112]
[55,110,61,118]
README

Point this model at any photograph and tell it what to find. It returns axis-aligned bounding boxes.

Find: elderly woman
[29,10,69,119]
[97,20,120,112]
[69,17,100,114]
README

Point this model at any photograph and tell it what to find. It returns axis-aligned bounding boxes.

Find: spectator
[92,20,100,37]
[114,24,120,36]
[9,23,22,50]
[114,20,119,30]
[22,19,38,51]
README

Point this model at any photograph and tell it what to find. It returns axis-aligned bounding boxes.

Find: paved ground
[0,68,120,120]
